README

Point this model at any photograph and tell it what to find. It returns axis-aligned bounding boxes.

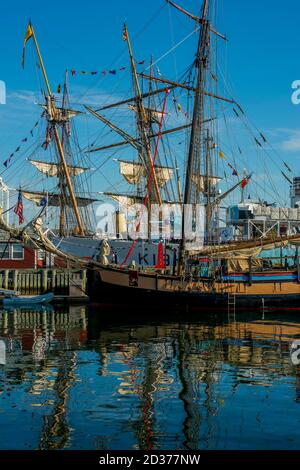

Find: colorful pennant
[68,61,144,78]
[241,175,251,189]
[227,162,239,176]
[3,120,39,169]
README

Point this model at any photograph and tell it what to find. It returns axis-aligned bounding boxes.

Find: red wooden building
[0,241,44,269]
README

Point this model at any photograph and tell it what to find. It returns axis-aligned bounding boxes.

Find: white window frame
[0,244,10,260]
[0,243,25,261]
[11,243,24,260]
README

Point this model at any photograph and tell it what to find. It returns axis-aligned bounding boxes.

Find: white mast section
[0,178,10,225]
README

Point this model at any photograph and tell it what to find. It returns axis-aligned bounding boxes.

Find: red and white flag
[14,190,24,225]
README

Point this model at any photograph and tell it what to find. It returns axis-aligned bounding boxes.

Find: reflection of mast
[137,353,157,450]
[117,342,157,450]
[177,333,201,450]
[39,351,77,450]
[28,23,85,235]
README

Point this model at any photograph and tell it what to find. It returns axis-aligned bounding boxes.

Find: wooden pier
[0,268,88,303]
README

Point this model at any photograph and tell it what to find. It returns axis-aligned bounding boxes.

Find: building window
[0,243,24,260]
[11,244,24,260]
[0,244,9,260]
[37,250,45,261]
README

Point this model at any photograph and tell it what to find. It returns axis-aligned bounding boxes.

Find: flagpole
[30,23,52,97]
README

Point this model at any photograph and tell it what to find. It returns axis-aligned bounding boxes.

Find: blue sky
[1,0,300,219]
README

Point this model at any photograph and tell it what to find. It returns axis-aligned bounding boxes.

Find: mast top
[166,0,227,41]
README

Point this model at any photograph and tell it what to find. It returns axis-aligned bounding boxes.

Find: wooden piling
[0,268,88,301]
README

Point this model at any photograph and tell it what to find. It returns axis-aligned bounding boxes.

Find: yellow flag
[177,103,182,112]
[218,151,225,159]
[22,23,33,68]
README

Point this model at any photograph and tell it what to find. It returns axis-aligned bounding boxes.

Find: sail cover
[119,161,173,187]
[128,104,163,124]
[22,191,97,207]
[156,166,173,187]
[119,161,145,185]
[29,160,88,178]
[104,192,142,209]
[42,104,83,123]
[192,175,222,192]
[105,192,181,209]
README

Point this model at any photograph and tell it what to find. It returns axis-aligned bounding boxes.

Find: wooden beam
[87,118,214,154]
[166,0,227,41]
[88,123,192,153]
[139,73,236,105]
[85,105,142,151]
[95,85,177,112]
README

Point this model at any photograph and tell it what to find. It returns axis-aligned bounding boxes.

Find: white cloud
[281,132,300,152]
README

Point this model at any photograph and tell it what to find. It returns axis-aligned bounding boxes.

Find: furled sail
[22,190,97,207]
[192,174,222,192]
[29,159,89,178]
[128,104,163,124]
[104,192,142,209]
[42,100,83,123]
[119,160,173,187]
[119,161,145,185]
[192,239,291,258]
[105,191,181,208]
[156,166,174,187]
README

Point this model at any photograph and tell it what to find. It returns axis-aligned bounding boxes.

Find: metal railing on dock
[0,268,87,297]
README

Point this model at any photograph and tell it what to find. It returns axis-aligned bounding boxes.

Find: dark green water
[0,305,300,450]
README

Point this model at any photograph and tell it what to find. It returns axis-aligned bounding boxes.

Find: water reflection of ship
[2,309,300,449]
[0,306,87,347]
[0,306,88,449]
[89,311,300,449]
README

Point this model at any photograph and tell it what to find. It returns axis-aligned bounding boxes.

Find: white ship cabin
[224,201,300,242]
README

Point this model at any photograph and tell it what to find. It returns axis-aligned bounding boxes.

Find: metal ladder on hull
[227,291,236,319]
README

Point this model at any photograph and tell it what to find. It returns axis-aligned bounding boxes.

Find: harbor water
[0,305,300,450]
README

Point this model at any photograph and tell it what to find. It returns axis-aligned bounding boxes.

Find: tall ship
[1,0,300,307]
[1,19,181,267]
[86,0,300,307]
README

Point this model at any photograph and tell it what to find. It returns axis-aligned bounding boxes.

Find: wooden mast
[123,24,162,206]
[205,129,212,243]
[30,23,85,236]
[59,69,68,236]
[178,0,210,271]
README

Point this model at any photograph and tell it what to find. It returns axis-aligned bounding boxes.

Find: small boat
[2,303,54,313]
[1,292,54,307]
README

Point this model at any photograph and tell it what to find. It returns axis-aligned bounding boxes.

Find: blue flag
[40,195,48,207]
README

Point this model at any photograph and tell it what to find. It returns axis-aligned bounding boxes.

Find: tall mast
[178,0,210,269]
[124,25,162,206]
[29,23,85,236]
[205,129,213,243]
[59,69,68,236]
